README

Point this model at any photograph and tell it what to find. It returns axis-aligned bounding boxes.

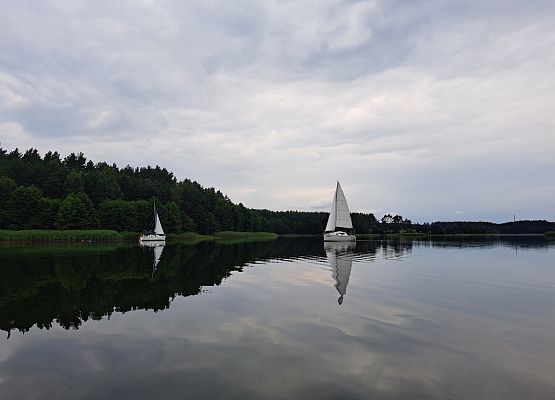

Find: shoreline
[0,230,279,244]
[0,230,552,244]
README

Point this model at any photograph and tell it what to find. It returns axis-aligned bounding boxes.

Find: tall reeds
[0,230,138,243]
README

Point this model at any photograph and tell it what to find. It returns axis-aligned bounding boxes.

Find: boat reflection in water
[140,241,165,280]
[324,242,355,305]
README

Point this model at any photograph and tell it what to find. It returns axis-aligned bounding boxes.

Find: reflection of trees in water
[379,240,414,260]
[425,236,555,250]
[1,236,551,337]
[0,239,326,336]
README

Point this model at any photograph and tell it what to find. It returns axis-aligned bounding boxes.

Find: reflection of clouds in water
[270,268,332,287]
[0,321,450,399]
[2,312,553,400]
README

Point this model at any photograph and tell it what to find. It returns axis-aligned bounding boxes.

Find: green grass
[545,231,555,238]
[0,230,138,243]
[0,230,280,243]
[355,233,382,239]
[166,232,214,241]
[214,231,278,239]
[279,233,320,238]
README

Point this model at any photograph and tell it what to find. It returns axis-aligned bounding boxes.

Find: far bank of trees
[0,147,381,234]
[1,147,553,235]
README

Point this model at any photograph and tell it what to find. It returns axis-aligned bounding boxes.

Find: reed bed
[166,232,213,241]
[0,230,138,243]
[0,230,279,244]
[214,231,278,239]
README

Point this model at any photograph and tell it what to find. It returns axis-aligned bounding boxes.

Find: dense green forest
[0,147,553,235]
[0,147,384,234]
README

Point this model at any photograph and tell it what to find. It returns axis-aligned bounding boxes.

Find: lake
[1,237,555,399]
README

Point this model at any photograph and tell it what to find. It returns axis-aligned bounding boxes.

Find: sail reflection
[140,241,165,279]
[324,242,355,305]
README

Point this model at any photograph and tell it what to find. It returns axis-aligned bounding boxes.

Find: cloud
[0,0,554,221]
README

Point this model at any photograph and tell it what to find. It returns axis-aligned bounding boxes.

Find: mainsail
[153,204,165,235]
[325,181,353,232]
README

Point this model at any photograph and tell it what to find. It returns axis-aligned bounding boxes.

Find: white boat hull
[139,234,166,242]
[324,232,356,242]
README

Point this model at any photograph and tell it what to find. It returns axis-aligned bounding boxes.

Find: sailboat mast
[335,181,338,227]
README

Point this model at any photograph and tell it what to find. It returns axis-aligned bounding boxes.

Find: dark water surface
[1,237,555,399]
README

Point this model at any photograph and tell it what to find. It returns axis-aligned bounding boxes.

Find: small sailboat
[324,181,356,242]
[139,202,166,242]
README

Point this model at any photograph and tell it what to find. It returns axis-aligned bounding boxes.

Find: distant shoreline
[1,230,552,244]
[0,230,278,243]
[357,233,549,238]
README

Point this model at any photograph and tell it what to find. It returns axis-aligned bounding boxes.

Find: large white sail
[325,181,353,232]
[325,194,337,232]
[154,208,165,235]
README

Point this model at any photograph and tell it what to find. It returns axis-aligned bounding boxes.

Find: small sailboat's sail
[325,181,353,232]
[154,205,165,235]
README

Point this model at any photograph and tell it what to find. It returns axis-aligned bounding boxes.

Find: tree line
[0,147,384,234]
[1,147,552,235]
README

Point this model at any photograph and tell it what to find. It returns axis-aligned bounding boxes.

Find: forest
[0,147,553,235]
[0,147,385,234]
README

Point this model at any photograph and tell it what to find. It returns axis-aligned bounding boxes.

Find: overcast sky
[1,0,554,222]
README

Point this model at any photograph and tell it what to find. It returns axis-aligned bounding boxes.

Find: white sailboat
[139,202,166,242]
[324,181,356,242]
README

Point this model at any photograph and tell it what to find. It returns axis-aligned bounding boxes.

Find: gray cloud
[1,0,554,221]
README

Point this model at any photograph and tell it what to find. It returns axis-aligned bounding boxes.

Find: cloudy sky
[1,0,554,222]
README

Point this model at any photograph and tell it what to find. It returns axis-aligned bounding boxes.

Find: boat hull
[324,232,356,242]
[139,235,166,242]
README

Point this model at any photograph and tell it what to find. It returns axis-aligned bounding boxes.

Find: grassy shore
[0,230,139,243]
[214,231,279,239]
[2,229,549,243]
[166,232,214,241]
[0,229,278,243]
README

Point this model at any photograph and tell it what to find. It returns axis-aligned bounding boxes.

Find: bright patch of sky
[1,0,554,222]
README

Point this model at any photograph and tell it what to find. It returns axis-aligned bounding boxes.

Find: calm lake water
[1,237,555,399]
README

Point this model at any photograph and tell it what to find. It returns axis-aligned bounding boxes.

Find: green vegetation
[355,233,382,239]
[545,231,555,238]
[0,147,378,234]
[0,229,138,243]
[166,232,214,241]
[1,147,553,235]
[214,231,278,239]
[0,229,278,243]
